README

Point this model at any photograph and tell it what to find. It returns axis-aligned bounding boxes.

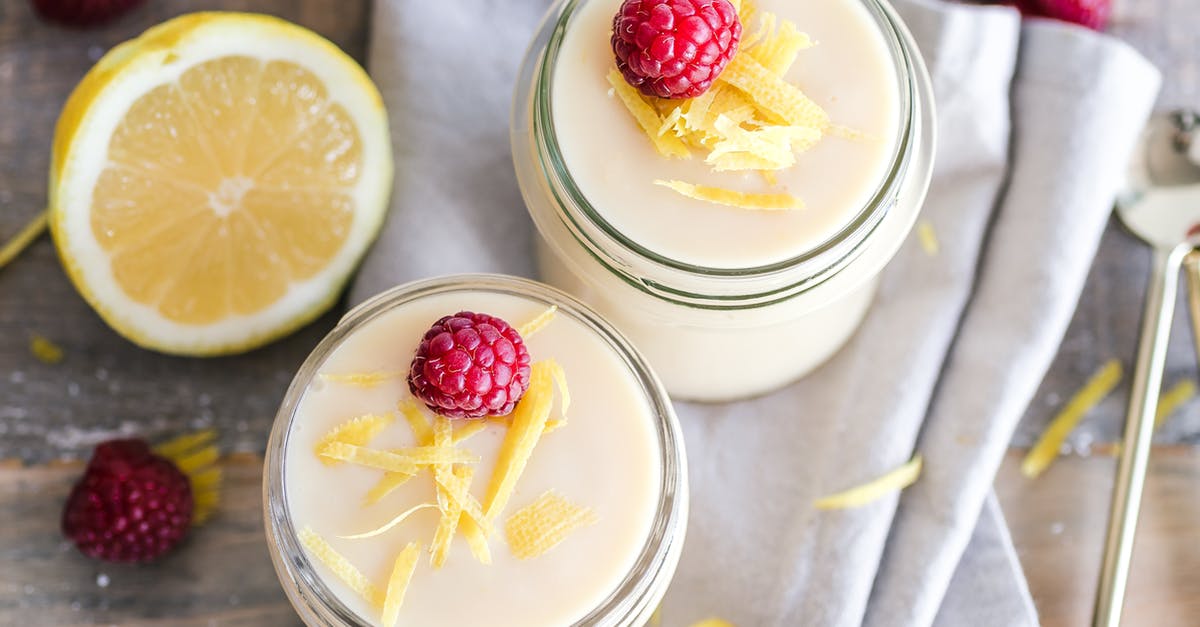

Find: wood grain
[3,450,1197,626]
[0,455,299,626]
[996,447,1200,627]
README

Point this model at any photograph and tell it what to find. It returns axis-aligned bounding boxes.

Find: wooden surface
[1,0,1199,625]
[3,450,1197,626]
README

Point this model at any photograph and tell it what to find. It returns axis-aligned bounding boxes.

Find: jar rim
[263,273,688,626]
[518,0,926,305]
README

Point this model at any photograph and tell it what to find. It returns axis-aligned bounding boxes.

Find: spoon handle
[1093,244,1189,627]
[1185,252,1200,367]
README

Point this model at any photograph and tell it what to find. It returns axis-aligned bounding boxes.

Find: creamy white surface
[284,291,662,626]
[552,0,901,268]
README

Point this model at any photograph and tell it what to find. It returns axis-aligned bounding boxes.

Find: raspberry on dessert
[408,311,533,419]
[612,0,742,99]
[30,0,146,27]
[62,439,194,563]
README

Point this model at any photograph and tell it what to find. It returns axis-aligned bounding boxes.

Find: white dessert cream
[513,0,934,400]
[552,0,902,269]
[269,278,684,626]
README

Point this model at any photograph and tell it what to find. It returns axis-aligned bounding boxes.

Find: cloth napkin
[353,0,1161,625]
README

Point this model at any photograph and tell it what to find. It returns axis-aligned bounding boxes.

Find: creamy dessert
[512,0,935,400]
[553,0,901,269]
[265,276,686,626]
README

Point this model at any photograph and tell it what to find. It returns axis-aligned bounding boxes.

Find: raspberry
[1014,0,1110,30]
[612,0,742,100]
[62,439,193,563]
[408,312,533,419]
[30,0,146,27]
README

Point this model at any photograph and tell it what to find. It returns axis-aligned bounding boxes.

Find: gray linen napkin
[353,0,1160,625]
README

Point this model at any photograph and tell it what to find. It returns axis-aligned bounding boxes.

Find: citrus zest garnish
[319,372,404,388]
[719,53,830,129]
[543,419,567,435]
[504,490,597,560]
[814,455,923,510]
[745,14,811,76]
[518,305,558,339]
[154,429,222,524]
[654,180,802,211]
[435,466,490,533]
[318,442,477,472]
[380,542,420,627]
[339,503,437,540]
[399,398,434,445]
[364,471,417,506]
[607,69,691,159]
[545,359,571,418]
[431,466,474,568]
[1022,359,1123,478]
[483,361,558,521]
[30,334,64,365]
[314,414,393,466]
[0,210,48,270]
[299,526,382,607]
[917,220,939,256]
[459,515,493,565]
[1155,379,1196,428]
[451,420,489,445]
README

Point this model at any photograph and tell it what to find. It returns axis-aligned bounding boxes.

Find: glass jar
[263,274,689,626]
[511,0,936,401]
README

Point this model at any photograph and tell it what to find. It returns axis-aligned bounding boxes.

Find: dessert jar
[511,0,936,401]
[263,274,688,626]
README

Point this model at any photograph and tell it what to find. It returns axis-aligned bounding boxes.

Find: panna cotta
[512,0,935,400]
[264,275,687,626]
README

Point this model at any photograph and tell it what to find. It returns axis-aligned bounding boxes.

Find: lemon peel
[314,414,393,466]
[0,211,48,270]
[319,442,478,472]
[431,466,474,568]
[30,335,65,365]
[483,361,558,521]
[1156,379,1197,428]
[451,420,489,445]
[917,220,939,256]
[654,180,803,211]
[339,503,437,540]
[518,305,559,338]
[1022,359,1122,478]
[505,491,597,560]
[155,430,223,524]
[299,526,382,607]
[319,372,404,388]
[380,542,420,627]
[607,69,691,159]
[814,455,923,510]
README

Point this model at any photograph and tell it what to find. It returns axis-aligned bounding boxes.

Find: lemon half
[50,12,393,355]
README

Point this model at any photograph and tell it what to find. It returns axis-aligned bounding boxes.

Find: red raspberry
[1016,0,1110,30]
[29,0,146,27]
[62,439,193,563]
[408,311,533,419]
[612,0,742,100]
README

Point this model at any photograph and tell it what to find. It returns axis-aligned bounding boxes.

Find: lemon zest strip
[606,69,691,159]
[314,414,393,466]
[1155,379,1196,428]
[0,210,48,270]
[319,372,404,388]
[654,180,803,211]
[1021,359,1123,478]
[339,503,438,540]
[504,490,597,560]
[483,361,558,522]
[814,455,923,510]
[299,526,383,607]
[380,542,421,627]
[518,305,559,339]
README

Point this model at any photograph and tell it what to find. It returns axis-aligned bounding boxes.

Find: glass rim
[263,273,688,626]
[530,0,919,281]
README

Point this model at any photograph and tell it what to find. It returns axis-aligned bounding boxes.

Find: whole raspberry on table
[62,439,194,563]
[612,0,742,100]
[29,0,146,27]
[1012,0,1111,30]
[409,311,533,419]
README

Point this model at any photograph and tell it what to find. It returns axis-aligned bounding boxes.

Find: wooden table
[1,0,1197,625]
